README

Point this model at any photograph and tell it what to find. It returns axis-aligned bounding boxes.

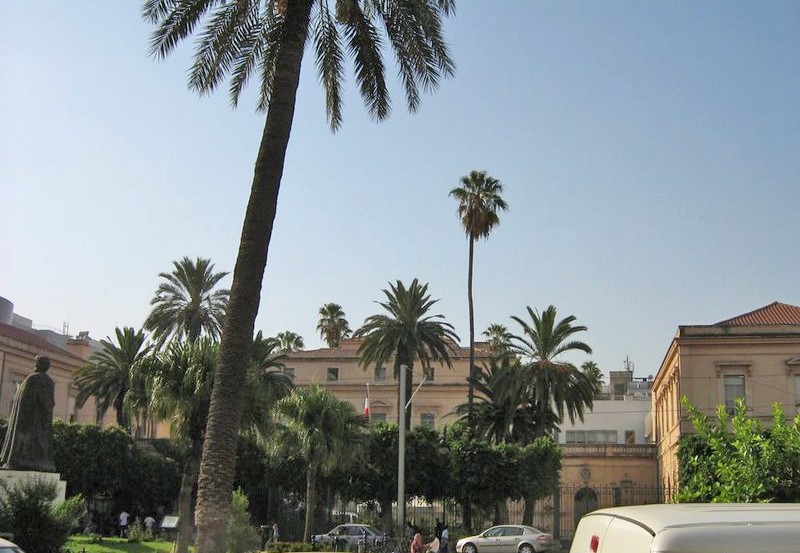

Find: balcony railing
[562,443,656,458]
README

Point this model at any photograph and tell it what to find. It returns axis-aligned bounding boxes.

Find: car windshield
[0,548,24,553]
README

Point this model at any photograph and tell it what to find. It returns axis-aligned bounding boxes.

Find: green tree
[580,360,604,396]
[449,171,508,429]
[509,305,595,438]
[276,331,305,353]
[273,385,367,541]
[317,303,352,348]
[356,279,459,429]
[676,397,800,503]
[73,327,151,432]
[144,257,229,349]
[142,1,455,548]
[483,323,512,355]
[456,354,540,445]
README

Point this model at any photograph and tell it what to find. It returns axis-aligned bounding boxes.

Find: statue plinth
[0,469,66,504]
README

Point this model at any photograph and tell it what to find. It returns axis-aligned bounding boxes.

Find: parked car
[0,536,25,553]
[456,525,554,553]
[569,503,800,553]
[313,524,383,549]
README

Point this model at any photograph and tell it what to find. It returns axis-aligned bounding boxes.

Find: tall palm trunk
[174,439,202,553]
[304,469,317,542]
[114,389,130,433]
[464,237,475,532]
[395,348,413,430]
[466,236,475,429]
[193,3,315,552]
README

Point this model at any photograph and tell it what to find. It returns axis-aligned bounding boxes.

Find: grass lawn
[65,536,175,553]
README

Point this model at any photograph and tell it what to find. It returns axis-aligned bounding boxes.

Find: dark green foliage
[0,479,84,553]
[51,421,179,515]
[447,424,561,509]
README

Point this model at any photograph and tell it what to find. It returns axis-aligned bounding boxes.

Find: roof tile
[715,301,800,326]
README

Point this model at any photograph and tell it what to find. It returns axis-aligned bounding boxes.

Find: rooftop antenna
[62,320,70,336]
[623,355,634,374]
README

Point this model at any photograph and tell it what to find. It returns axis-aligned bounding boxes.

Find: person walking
[118,510,130,538]
[440,526,449,553]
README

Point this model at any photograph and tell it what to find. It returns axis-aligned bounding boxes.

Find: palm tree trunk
[114,391,130,433]
[193,2,314,553]
[466,236,475,432]
[304,469,317,542]
[174,439,202,553]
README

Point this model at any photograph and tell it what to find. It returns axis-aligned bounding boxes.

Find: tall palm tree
[137,337,290,553]
[144,256,229,348]
[355,279,459,429]
[276,331,304,353]
[449,171,508,430]
[73,327,151,432]
[509,305,595,437]
[273,385,366,541]
[483,323,512,355]
[143,1,455,547]
[316,302,351,348]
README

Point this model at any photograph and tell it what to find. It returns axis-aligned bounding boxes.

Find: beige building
[0,322,107,425]
[652,301,800,492]
[284,338,490,428]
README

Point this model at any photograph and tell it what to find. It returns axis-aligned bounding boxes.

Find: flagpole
[366,382,371,421]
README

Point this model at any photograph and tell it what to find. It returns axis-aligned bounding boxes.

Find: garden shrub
[227,489,261,553]
[0,479,84,553]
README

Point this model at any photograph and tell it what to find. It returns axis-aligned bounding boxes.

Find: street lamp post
[397,363,407,537]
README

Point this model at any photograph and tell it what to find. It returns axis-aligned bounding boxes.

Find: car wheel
[518,544,534,553]
[463,543,478,553]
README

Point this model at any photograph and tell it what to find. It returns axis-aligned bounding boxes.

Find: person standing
[144,515,156,535]
[272,522,280,543]
[440,525,449,553]
[118,510,130,538]
[434,519,443,540]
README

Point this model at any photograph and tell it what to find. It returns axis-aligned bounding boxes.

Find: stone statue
[0,355,56,472]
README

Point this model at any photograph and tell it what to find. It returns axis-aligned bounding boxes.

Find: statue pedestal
[0,469,66,504]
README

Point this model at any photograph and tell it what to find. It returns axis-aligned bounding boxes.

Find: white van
[569,503,800,553]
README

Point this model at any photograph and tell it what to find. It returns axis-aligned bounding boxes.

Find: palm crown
[356,279,459,428]
[450,170,509,240]
[317,302,352,348]
[144,256,229,348]
[143,0,455,130]
[509,305,595,436]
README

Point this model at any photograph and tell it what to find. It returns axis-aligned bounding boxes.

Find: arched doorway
[574,487,598,527]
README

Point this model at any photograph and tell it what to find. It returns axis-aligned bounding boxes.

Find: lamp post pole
[397,364,407,537]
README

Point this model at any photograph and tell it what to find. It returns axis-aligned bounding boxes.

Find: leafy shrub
[126,518,154,542]
[226,489,261,553]
[0,479,84,553]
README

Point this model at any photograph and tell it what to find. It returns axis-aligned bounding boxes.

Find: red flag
[364,396,370,418]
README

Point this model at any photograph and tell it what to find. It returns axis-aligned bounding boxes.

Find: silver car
[456,525,554,553]
[313,524,383,549]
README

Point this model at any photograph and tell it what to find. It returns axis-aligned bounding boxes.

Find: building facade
[284,338,490,428]
[652,301,800,492]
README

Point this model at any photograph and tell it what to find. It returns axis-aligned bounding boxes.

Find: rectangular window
[795,376,800,415]
[284,367,295,380]
[68,396,77,423]
[564,430,617,444]
[374,367,386,381]
[724,375,745,413]
[327,367,339,381]
[420,413,435,428]
[372,413,387,423]
[426,367,435,381]
[625,430,636,444]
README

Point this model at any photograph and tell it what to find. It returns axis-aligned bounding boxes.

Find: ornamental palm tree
[137,337,290,553]
[143,256,229,349]
[483,323,512,355]
[74,327,151,432]
[355,279,459,429]
[316,302,351,348]
[273,385,366,541]
[276,330,304,353]
[581,360,604,396]
[509,305,595,437]
[449,171,508,429]
[142,1,455,547]
[455,354,539,445]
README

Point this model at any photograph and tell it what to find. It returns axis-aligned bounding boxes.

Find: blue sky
[2,1,799,379]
